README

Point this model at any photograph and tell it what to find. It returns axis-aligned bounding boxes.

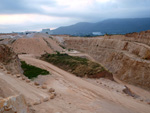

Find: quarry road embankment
[19,54,150,113]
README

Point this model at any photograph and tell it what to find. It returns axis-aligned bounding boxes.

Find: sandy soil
[11,37,63,55]
[0,71,50,104]
[1,33,64,55]
[17,54,150,113]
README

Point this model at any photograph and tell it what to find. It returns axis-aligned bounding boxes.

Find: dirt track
[18,54,150,113]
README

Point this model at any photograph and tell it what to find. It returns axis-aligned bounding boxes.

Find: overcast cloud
[0,0,150,33]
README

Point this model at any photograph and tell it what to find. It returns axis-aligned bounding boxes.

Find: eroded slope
[64,31,150,90]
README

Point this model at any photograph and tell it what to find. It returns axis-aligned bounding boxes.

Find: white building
[92,32,103,36]
[41,29,51,34]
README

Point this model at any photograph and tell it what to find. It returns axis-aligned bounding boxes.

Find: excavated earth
[0,33,64,55]
[0,32,150,113]
[63,31,150,91]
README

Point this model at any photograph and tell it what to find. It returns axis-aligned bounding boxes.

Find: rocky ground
[63,30,150,91]
[0,32,150,113]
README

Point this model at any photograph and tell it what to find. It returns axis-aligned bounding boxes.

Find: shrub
[21,61,50,79]
[40,53,113,79]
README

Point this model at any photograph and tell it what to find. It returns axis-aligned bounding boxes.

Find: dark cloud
[0,0,150,17]
[0,0,56,14]
[0,0,150,32]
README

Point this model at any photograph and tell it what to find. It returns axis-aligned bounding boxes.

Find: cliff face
[125,30,150,39]
[0,94,29,113]
[64,34,150,90]
[0,44,22,74]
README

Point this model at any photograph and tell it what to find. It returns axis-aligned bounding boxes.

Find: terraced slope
[64,32,150,90]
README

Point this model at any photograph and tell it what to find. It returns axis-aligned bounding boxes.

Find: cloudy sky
[0,0,150,33]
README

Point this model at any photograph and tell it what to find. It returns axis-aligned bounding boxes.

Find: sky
[0,0,150,33]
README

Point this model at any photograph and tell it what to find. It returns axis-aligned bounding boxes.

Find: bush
[40,53,113,79]
[21,61,50,79]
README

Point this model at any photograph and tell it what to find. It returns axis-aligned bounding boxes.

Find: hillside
[1,32,150,113]
[52,18,150,35]
[41,52,113,80]
[0,33,64,55]
[63,30,150,91]
[0,44,22,74]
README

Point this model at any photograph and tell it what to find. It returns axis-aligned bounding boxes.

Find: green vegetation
[0,39,4,41]
[41,52,113,79]
[21,61,50,79]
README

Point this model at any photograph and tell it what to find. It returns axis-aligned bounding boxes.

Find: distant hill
[52,18,150,35]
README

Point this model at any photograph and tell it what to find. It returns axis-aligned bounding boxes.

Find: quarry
[0,31,150,113]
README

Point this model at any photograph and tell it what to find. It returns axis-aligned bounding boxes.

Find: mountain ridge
[52,18,150,35]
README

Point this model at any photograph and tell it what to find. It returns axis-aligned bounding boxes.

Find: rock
[139,98,144,102]
[41,85,47,89]
[50,93,55,99]
[0,44,23,75]
[7,71,11,74]
[22,77,26,80]
[26,79,31,83]
[49,88,55,93]
[52,92,57,96]
[0,94,29,113]
[33,99,41,105]
[0,66,3,69]
[43,97,49,102]
[16,74,21,78]
[34,82,40,86]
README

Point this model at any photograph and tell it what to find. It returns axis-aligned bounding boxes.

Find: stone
[26,79,31,83]
[51,92,57,96]
[49,88,55,93]
[16,74,21,78]
[139,98,143,102]
[33,99,41,105]
[0,44,23,75]
[50,93,55,99]
[0,66,3,69]
[7,71,11,74]
[34,82,40,86]
[41,85,47,89]
[0,94,29,113]
[43,97,49,102]
[22,77,26,80]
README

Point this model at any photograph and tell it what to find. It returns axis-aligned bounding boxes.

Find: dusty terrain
[64,31,150,90]
[0,44,22,74]
[0,32,150,113]
[19,54,150,113]
[0,33,64,55]
[1,54,150,113]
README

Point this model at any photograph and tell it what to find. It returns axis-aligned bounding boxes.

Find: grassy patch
[41,52,113,79]
[21,61,50,79]
[0,39,4,41]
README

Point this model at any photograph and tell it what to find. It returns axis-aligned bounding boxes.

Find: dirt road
[18,54,150,113]
[0,71,50,104]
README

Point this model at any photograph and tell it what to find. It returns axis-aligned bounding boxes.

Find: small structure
[41,29,51,34]
[92,32,103,36]
[24,31,37,35]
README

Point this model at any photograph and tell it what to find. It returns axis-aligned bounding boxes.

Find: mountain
[52,18,150,35]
